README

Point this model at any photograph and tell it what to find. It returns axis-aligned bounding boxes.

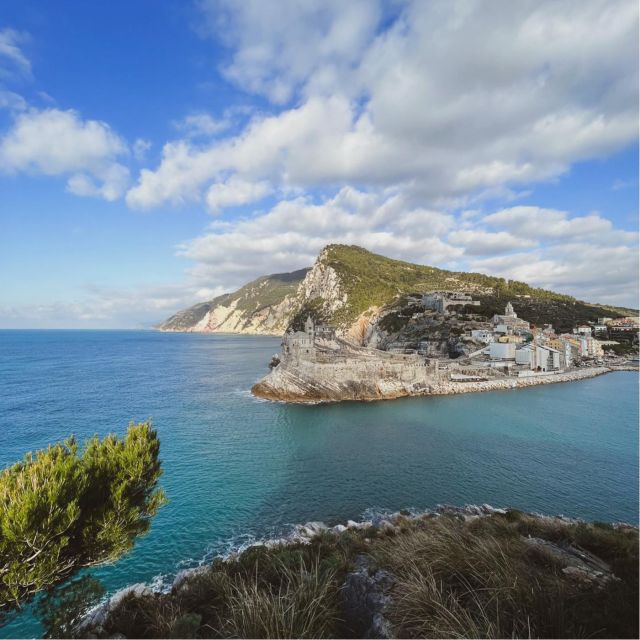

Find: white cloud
[202,0,383,104]
[0,108,130,200]
[133,138,152,161]
[469,243,639,307]
[178,187,464,288]
[205,176,272,213]
[0,281,224,329]
[482,206,614,241]
[129,0,638,211]
[176,112,231,137]
[0,28,31,79]
[612,178,637,191]
[0,89,27,112]
[448,229,536,255]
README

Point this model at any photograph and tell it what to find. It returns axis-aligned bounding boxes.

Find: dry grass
[90,512,638,639]
[214,558,338,638]
[369,514,638,639]
[102,546,345,639]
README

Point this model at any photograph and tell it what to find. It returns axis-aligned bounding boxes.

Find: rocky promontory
[252,353,612,403]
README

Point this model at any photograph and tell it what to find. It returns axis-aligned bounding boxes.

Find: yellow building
[498,335,523,344]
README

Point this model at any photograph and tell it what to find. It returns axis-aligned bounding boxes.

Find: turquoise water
[0,330,638,637]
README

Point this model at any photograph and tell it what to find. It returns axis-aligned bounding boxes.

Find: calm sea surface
[0,330,638,637]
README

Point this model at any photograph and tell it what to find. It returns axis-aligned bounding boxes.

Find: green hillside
[159,244,635,334]
[317,245,634,328]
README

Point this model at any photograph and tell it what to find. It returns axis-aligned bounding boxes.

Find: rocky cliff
[159,245,635,338]
[157,268,309,334]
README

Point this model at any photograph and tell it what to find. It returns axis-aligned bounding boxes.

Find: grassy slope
[320,244,636,329]
[160,244,635,332]
[158,269,309,330]
[85,511,638,639]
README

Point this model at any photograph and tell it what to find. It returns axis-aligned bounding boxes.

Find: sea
[0,330,638,637]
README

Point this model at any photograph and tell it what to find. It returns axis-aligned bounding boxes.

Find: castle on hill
[282,316,336,361]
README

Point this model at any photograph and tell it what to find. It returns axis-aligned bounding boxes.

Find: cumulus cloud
[178,187,463,287]
[469,243,639,307]
[482,206,614,240]
[201,0,383,104]
[128,0,638,212]
[448,229,536,255]
[205,176,272,213]
[171,187,638,307]
[0,108,130,200]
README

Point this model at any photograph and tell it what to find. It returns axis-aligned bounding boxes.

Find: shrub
[0,421,166,614]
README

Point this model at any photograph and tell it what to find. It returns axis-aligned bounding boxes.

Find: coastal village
[253,291,638,402]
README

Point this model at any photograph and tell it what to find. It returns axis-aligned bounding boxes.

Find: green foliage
[318,244,635,329]
[607,342,638,355]
[0,422,166,614]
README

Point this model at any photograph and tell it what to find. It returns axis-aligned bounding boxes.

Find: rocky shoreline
[75,504,638,639]
[252,365,616,403]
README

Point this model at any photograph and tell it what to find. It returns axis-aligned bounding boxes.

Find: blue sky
[0,0,638,328]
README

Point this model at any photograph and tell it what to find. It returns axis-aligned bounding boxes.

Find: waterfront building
[548,337,575,368]
[515,344,535,368]
[535,345,561,371]
[515,343,561,371]
[489,341,516,361]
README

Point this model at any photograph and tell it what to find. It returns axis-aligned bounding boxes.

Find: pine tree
[0,421,166,614]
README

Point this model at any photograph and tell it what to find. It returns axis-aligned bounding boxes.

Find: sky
[0,0,638,329]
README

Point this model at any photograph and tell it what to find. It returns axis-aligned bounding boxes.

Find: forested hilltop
[158,244,635,338]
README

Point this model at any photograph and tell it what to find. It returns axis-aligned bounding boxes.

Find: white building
[471,329,494,344]
[515,344,535,367]
[535,345,561,371]
[515,344,561,371]
[489,342,516,361]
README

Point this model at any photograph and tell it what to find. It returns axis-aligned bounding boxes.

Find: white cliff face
[298,256,347,316]
[192,295,298,335]
[158,268,310,334]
